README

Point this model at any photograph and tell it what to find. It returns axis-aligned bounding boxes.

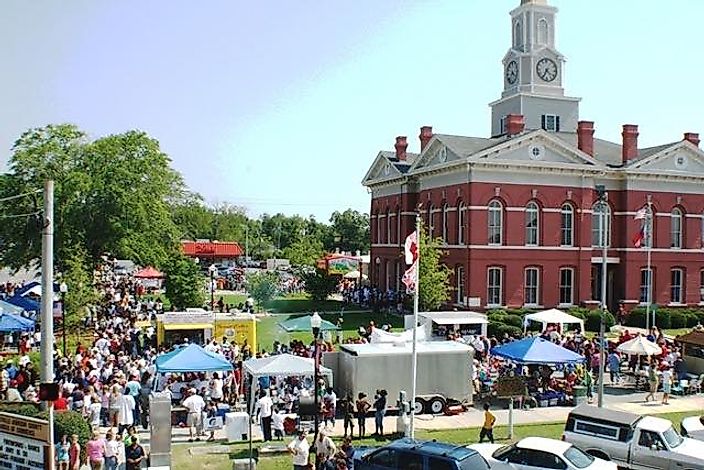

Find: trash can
[573,386,587,406]
[225,412,250,442]
[232,458,257,470]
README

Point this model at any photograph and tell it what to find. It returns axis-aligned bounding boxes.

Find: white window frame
[640,268,653,305]
[396,208,401,246]
[560,203,574,247]
[525,202,540,246]
[458,202,467,245]
[488,200,503,245]
[701,212,704,249]
[671,208,683,249]
[456,265,466,305]
[559,267,574,306]
[427,205,435,239]
[671,268,684,304]
[543,114,559,132]
[524,267,540,306]
[487,267,503,307]
[386,209,392,244]
[591,202,611,248]
[699,269,704,303]
[375,213,382,243]
[442,204,449,244]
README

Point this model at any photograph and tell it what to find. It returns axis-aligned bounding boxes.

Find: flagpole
[410,211,420,440]
[646,201,653,331]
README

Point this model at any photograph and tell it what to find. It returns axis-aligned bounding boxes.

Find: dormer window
[542,114,560,132]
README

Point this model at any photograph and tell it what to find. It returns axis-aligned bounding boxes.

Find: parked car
[681,416,704,440]
[563,404,704,469]
[468,437,616,470]
[354,438,490,470]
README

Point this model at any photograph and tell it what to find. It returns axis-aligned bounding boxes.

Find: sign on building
[0,412,50,470]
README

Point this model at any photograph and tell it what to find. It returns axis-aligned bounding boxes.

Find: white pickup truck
[563,405,704,470]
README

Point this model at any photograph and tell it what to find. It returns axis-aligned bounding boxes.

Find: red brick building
[362,0,704,312]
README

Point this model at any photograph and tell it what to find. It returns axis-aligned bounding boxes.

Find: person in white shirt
[182,388,206,441]
[271,407,285,440]
[209,373,223,402]
[312,429,337,468]
[117,390,135,435]
[256,390,274,442]
[103,430,121,470]
[287,429,310,470]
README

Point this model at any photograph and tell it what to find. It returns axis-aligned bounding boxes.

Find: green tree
[301,268,338,302]
[417,221,451,311]
[246,271,279,311]
[329,209,369,254]
[282,237,324,266]
[61,244,98,339]
[163,253,206,310]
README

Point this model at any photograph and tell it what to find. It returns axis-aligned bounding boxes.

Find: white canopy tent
[408,311,489,338]
[243,354,333,460]
[523,308,585,334]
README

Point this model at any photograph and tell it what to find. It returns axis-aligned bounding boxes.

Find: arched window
[592,202,611,248]
[488,200,503,245]
[458,202,467,245]
[537,18,549,45]
[456,265,466,305]
[560,203,574,246]
[671,208,683,249]
[442,204,449,244]
[524,267,540,306]
[386,208,392,244]
[514,21,522,49]
[525,201,540,246]
[427,205,435,239]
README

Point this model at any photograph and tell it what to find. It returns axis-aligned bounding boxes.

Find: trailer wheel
[413,398,426,415]
[428,396,446,414]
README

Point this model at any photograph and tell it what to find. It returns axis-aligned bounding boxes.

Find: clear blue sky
[1,1,701,222]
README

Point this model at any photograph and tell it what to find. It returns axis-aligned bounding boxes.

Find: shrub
[626,308,647,328]
[584,310,615,332]
[566,308,589,320]
[670,311,688,329]
[687,313,701,328]
[0,403,41,417]
[654,309,672,330]
[502,314,524,328]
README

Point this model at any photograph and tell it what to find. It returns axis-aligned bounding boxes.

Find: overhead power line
[0,188,42,203]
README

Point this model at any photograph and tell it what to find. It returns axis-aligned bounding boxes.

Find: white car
[468,437,617,470]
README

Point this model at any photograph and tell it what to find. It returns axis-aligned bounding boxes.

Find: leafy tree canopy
[417,221,451,311]
[246,271,279,311]
[163,253,206,310]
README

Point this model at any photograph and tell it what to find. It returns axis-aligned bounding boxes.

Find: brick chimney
[506,114,525,136]
[577,121,595,156]
[684,132,700,148]
[419,126,433,152]
[622,124,639,163]
[395,136,408,161]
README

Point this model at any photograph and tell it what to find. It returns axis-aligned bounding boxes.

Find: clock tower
[489,0,580,137]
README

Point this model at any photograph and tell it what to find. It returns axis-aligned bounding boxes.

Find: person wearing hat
[182,387,205,442]
[287,429,310,470]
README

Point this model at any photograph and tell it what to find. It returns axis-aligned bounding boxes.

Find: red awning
[134,266,164,279]
[181,241,243,258]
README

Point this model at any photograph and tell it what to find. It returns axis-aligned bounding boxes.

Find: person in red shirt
[54,391,69,411]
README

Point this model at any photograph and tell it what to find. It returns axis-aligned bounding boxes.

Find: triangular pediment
[628,141,704,175]
[411,140,459,171]
[477,131,601,167]
[361,152,403,185]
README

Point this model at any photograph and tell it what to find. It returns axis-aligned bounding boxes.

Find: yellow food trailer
[156,311,215,347]
[214,313,258,351]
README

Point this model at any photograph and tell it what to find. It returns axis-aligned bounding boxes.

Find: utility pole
[40,180,56,468]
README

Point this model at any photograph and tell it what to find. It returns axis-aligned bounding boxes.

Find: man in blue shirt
[5,360,17,380]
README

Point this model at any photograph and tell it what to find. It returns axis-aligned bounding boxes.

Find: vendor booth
[156,311,214,346]
[134,266,165,289]
[214,313,258,351]
[406,311,488,339]
[676,330,704,376]
[522,308,585,334]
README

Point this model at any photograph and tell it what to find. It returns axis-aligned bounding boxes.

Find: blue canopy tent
[0,300,25,315]
[155,343,233,373]
[6,295,40,314]
[14,281,60,297]
[0,313,35,332]
[491,336,585,365]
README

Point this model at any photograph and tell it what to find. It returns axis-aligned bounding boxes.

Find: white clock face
[536,58,557,82]
[506,60,518,85]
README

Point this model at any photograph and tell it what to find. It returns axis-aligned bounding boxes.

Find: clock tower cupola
[489,0,580,137]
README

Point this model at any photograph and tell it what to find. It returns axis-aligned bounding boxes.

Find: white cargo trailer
[329,341,474,414]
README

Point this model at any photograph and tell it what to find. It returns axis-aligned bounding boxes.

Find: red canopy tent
[134,266,165,279]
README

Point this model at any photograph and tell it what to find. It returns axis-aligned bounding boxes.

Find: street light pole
[310,312,322,468]
[208,264,216,310]
[596,185,608,408]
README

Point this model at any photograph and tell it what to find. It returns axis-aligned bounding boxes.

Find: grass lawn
[171,410,697,470]
[255,311,404,353]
